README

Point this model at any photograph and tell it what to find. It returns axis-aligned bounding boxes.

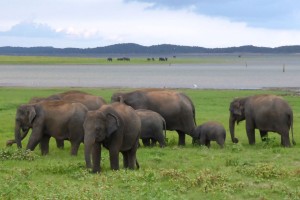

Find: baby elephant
[136,109,166,147]
[192,121,226,148]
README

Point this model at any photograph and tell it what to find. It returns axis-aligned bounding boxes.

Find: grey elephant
[229,94,295,147]
[84,102,141,173]
[14,100,88,155]
[29,90,106,111]
[192,121,226,148]
[111,89,196,146]
[7,90,106,148]
[136,109,166,148]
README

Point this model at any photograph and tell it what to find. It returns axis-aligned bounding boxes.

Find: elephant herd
[6,89,296,173]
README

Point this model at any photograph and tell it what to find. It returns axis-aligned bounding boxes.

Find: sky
[0,0,300,48]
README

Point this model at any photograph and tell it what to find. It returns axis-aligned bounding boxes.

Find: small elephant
[84,102,141,173]
[192,121,226,148]
[136,109,166,148]
[229,94,295,147]
[14,100,88,155]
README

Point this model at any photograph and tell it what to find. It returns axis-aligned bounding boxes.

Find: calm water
[1,55,300,89]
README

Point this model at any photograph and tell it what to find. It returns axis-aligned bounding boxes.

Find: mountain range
[0,43,300,56]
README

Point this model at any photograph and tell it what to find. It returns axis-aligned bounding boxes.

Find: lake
[0,55,299,89]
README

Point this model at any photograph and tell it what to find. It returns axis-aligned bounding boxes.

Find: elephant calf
[84,102,141,173]
[136,109,166,148]
[192,121,226,148]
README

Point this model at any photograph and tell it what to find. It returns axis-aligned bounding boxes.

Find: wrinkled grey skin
[84,102,141,173]
[111,89,196,146]
[229,94,295,147]
[7,90,106,148]
[14,100,88,155]
[192,121,226,148]
[136,109,166,148]
[29,90,106,110]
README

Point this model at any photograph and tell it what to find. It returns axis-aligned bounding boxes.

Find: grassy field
[0,55,240,65]
[0,87,299,199]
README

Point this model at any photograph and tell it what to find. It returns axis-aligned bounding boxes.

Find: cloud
[0,21,65,38]
[125,0,300,29]
[0,0,299,48]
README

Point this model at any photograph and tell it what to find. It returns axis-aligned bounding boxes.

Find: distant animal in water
[159,57,168,61]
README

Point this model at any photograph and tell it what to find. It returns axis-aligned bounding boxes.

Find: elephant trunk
[10,124,30,147]
[229,114,239,143]
[14,122,23,148]
[84,136,94,169]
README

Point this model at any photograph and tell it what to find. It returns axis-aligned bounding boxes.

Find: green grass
[0,88,299,199]
[0,55,241,65]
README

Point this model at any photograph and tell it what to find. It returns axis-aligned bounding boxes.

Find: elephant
[29,90,107,111]
[136,109,166,148]
[14,100,88,155]
[192,121,226,148]
[229,94,295,147]
[84,102,141,173]
[111,89,196,146]
[7,90,106,148]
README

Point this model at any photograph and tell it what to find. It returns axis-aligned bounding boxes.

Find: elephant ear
[28,106,36,124]
[106,113,120,137]
[231,100,243,116]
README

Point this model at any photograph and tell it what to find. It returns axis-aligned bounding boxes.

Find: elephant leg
[127,144,138,170]
[216,138,225,148]
[109,149,120,170]
[92,143,101,173]
[246,120,256,145]
[26,127,43,151]
[142,138,151,147]
[56,139,64,149]
[40,135,51,155]
[280,129,291,147]
[177,130,185,146]
[205,140,211,148]
[150,138,157,146]
[260,130,268,142]
[156,133,166,148]
[121,151,129,168]
[70,141,81,156]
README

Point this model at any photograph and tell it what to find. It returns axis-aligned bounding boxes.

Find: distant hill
[0,43,300,56]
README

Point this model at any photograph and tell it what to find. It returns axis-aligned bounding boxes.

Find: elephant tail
[162,118,167,139]
[136,159,140,169]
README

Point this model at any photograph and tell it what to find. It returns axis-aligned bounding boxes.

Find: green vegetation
[0,87,299,199]
[0,55,241,65]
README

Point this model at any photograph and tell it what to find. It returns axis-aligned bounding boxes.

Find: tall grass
[0,88,299,199]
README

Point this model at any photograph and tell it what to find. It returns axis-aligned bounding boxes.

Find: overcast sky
[0,0,300,48]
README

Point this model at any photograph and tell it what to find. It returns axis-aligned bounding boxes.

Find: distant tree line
[0,43,300,56]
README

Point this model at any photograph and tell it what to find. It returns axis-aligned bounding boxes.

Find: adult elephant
[111,89,196,146]
[30,90,106,111]
[84,102,141,173]
[7,90,106,148]
[14,100,88,155]
[229,94,295,147]
[136,109,166,147]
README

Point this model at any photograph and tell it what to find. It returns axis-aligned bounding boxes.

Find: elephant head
[83,110,120,169]
[14,104,37,148]
[229,98,247,143]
